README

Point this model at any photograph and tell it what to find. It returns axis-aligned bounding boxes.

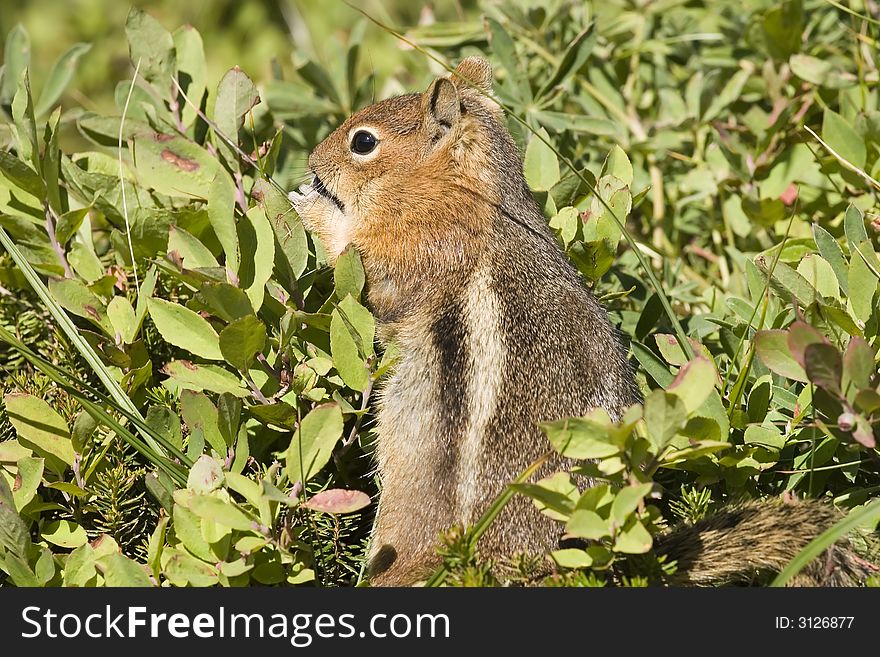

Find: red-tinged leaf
[786,321,828,369]
[803,342,843,397]
[853,415,877,449]
[666,356,716,413]
[780,183,798,206]
[304,489,371,515]
[843,337,875,393]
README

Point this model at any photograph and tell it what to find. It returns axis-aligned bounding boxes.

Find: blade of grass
[0,226,167,452]
[0,325,191,481]
[721,201,798,411]
[770,498,880,587]
[119,57,142,294]
[822,0,880,28]
[424,452,549,587]
[0,332,187,485]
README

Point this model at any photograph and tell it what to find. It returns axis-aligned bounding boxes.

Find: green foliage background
[0,0,879,587]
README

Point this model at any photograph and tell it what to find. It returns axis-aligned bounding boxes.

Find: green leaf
[796,254,838,299]
[822,109,866,169]
[542,410,622,460]
[12,68,38,167]
[132,131,218,195]
[163,360,248,397]
[99,552,152,587]
[613,518,653,554]
[754,255,817,307]
[703,68,750,122]
[207,171,240,277]
[762,0,803,60]
[240,206,275,312]
[566,509,609,540]
[254,178,308,281]
[789,54,834,86]
[107,296,137,344]
[334,246,366,300]
[145,405,182,450]
[148,298,222,360]
[34,42,92,117]
[848,245,877,322]
[219,315,266,372]
[213,67,260,172]
[666,356,716,414]
[163,548,219,586]
[610,483,653,526]
[812,224,849,295]
[754,330,809,382]
[0,475,32,559]
[330,302,370,391]
[4,392,74,472]
[54,207,89,246]
[548,206,578,245]
[167,225,219,269]
[171,501,214,561]
[535,26,595,100]
[181,391,227,456]
[286,403,343,483]
[125,8,176,102]
[146,514,170,581]
[41,520,88,549]
[12,457,43,510]
[602,145,633,187]
[549,548,593,569]
[744,424,786,449]
[524,128,559,192]
[514,471,579,521]
[172,25,206,129]
[187,495,253,530]
[843,337,875,393]
[198,282,253,323]
[643,390,688,452]
[0,24,30,105]
[486,17,529,102]
[0,150,45,199]
[844,204,869,249]
[64,544,97,586]
[534,111,622,139]
[68,242,104,283]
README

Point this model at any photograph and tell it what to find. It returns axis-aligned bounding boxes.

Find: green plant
[0,0,878,588]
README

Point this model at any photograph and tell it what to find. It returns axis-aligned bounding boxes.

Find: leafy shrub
[0,1,878,587]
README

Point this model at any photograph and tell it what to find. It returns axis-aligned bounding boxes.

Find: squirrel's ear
[422,77,461,138]
[451,57,493,94]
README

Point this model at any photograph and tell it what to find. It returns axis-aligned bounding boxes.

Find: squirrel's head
[291,57,524,269]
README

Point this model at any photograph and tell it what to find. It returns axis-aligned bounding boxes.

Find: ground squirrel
[290,58,873,587]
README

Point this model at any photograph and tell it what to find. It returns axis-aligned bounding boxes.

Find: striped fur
[292,58,640,586]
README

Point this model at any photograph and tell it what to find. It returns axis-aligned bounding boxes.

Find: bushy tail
[655,498,879,586]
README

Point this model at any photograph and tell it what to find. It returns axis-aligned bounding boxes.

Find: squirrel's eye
[350,130,378,155]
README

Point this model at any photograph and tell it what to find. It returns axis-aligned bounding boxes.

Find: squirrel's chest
[374,267,506,515]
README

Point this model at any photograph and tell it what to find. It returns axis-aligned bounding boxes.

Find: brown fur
[290,58,870,587]
[657,498,877,586]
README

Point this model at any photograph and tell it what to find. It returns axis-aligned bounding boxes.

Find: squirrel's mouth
[310,174,344,212]
[288,173,345,214]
